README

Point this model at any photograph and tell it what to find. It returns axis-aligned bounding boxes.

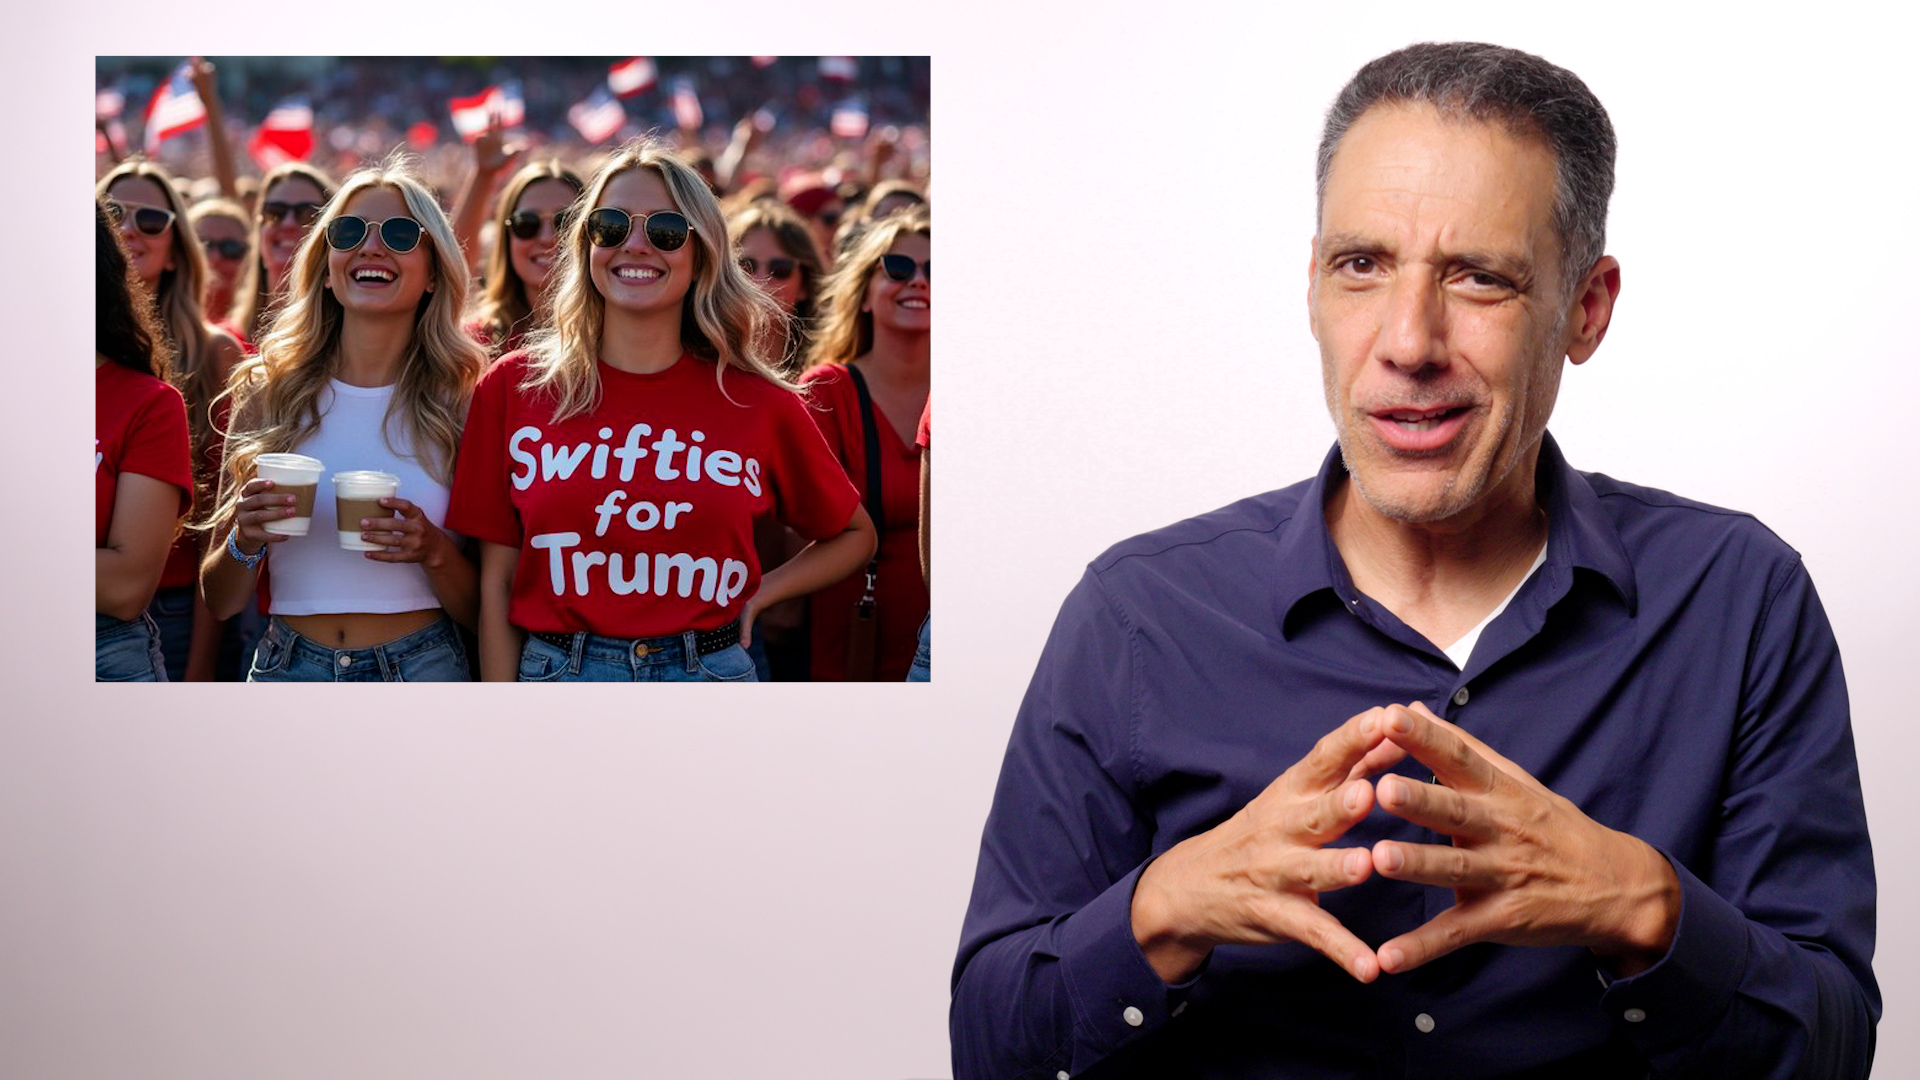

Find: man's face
[1310,103,1578,525]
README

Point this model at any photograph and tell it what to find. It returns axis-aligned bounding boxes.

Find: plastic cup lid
[256,452,325,471]
[332,470,402,486]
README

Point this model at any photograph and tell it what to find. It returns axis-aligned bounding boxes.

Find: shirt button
[337,654,353,668]
[1452,687,1470,706]
[1122,1005,1144,1027]
[633,642,651,658]
[1415,1012,1435,1033]
[1623,1008,1647,1023]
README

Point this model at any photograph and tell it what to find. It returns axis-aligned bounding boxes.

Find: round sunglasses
[879,254,930,283]
[505,207,574,240]
[105,200,176,236]
[200,237,249,260]
[324,216,424,254]
[260,200,325,228]
[585,207,692,252]
[738,255,796,281]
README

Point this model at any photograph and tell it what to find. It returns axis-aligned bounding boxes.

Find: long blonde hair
[470,159,583,351]
[210,157,485,534]
[521,139,790,422]
[98,160,221,513]
[804,205,930,369]
[231,161,336,344]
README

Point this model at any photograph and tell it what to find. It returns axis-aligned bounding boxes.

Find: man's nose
[1374,275,1448,373]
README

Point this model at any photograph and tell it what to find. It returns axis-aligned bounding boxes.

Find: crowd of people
[94,57,931,682]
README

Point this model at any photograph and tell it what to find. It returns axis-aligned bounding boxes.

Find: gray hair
[1316,42,1616,296]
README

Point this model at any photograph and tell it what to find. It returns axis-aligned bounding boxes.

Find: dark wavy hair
[96,199,173,380]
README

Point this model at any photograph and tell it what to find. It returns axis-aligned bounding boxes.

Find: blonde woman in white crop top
[202,159,485,681]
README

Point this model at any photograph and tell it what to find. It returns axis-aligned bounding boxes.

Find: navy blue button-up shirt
[952,435,1877,1079]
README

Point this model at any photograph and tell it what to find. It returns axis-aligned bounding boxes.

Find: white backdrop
[7,3,1917,1078]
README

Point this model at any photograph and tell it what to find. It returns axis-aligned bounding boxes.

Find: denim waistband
[266,614,461,679]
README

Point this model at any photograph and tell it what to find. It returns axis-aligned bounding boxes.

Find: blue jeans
[517,631,759,683]
[905,615,930,682]
[97,612,167,681]
[247,614,471,682]
[145,585,195,683]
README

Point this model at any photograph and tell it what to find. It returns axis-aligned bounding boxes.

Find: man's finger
[1280,904,1381,984]
[1381,705,1499,794]
[1285,780,1375,844]
[1375,904,1490,975]
[1373,774,1492,841]
[1287,708,1390,794]
[1277,845,1374,893]
[1405,702,1551,799]
[1346,738,1408,782]
[1370,839,1501,889]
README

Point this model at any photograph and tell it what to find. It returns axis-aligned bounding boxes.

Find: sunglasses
[323,216,424,254]
[879,254,931,283]
[105,200,176,236]
[505,208,574,240]
[738,255,796,281]
[585,207,692,251]
[201,237,249,260]
[260,200,325,228]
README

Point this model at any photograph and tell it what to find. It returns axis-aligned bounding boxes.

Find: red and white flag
[568,86,626,144]
[830,99,869,140]
[143,62,207,152]
[96,86,125,119]
[97,119,127,156]
[248,97,315,169]
[448,84,522,143]
[819,56,857,82]
[671,79,704,131]
[608,57,656,98]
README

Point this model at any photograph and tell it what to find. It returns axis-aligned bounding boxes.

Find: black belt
[529,620,741,657]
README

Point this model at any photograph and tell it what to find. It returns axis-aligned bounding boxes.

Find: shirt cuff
[1598,850,1749,1056]
[1053,861,1205,1067]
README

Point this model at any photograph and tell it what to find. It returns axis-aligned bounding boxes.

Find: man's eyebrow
[1318,232,1386,258]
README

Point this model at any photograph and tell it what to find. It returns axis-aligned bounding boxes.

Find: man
[952,42,1876,1079]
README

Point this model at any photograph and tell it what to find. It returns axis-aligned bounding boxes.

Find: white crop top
[267,379,463,615]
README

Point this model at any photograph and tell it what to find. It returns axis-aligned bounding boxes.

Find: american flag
[249,97,315,169]
[819,56,857,82]
[671,79,703,131]
[448,84,523,143]
[830,99,869,140]
[568,86,626,144]
[608,57,656,99]
[143,62,207,153]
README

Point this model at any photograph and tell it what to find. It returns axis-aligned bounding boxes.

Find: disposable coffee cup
[255,453,325,536]
[333,471,402,551]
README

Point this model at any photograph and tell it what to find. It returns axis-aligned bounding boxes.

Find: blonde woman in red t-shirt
[448,139,875,682]
[202,158,485,682]
[799,206,930,681]
[98,161,246,681]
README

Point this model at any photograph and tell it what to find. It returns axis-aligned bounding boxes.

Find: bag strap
[846,364,884,602]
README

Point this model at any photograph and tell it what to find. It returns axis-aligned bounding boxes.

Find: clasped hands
[1130,703,1680,985]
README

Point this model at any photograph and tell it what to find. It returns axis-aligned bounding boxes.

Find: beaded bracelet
[225,527,267,569]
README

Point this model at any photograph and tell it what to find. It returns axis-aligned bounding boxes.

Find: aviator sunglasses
[879,254,930,283]
[505,207,574,240]
[105,200,176,236]
[201,236,249,260]
[585,207,692,251]
[738,255,796,281]
[260,200,325,228]
[323,216,425,254]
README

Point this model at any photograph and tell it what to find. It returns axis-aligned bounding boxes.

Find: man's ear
[1565,255,1621,366]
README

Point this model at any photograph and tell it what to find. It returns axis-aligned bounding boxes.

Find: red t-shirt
[449,351,860,636]
[96,361,191,550]
[799,363,928,681]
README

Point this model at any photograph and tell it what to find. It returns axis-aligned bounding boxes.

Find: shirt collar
[1274,431,1638,638]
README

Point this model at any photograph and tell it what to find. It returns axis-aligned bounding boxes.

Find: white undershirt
[1440,539,1549,670]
